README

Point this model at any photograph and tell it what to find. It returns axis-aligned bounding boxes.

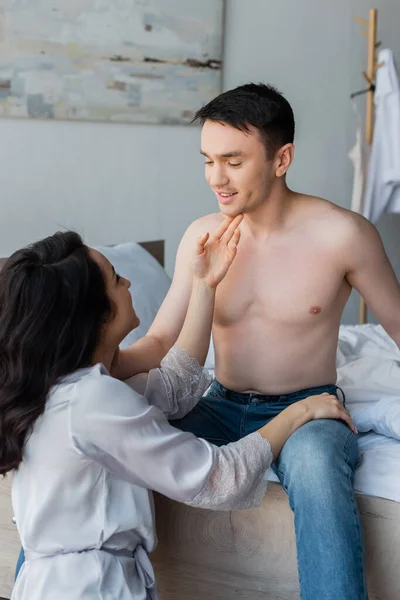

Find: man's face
[200,120,275,216]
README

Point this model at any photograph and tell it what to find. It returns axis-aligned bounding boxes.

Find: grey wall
[0,0,399,323]
[0,115,214,277]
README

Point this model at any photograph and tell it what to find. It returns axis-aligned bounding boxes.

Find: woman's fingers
[233,228,241,244]
[325,395,358,434]
[309,394,358,435]
[220,214,244,243]
[211,217,233,240]
[227,229,241,261]
[212,214,243,241]
[338,406,358,434]
[196,232,209,254]
[228,228,241,250]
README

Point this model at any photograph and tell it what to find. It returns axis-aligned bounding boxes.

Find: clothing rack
[353,9,380,324]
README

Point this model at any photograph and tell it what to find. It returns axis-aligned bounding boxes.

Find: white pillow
[337,324,400,440]
[352,397,400,441]
[205,335,215,370]
[95,242,171,347]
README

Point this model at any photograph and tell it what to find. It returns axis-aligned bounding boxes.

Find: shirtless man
[118,83,400,600]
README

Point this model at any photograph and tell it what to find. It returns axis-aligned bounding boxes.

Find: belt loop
[335,385,346,407]
[215,380,228,399]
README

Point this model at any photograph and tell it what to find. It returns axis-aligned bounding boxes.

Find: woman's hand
[300,393,357,434]
[258,392,357,459]
[192,214,243,288]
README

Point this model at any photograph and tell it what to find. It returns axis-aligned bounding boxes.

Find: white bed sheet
[266,432,400,502]
[336,324,400,502]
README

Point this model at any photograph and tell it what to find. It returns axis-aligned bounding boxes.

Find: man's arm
[113,219,208,378]
[344,214,400,344]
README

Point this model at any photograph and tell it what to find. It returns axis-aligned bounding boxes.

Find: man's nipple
[309,306,322,315]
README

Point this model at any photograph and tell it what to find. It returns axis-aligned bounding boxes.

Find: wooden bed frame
[1,239,399,600]
[152,485,400,600]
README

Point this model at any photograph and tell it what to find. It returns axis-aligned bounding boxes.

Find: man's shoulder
[291,195,382,263]
[184,212,224,238]
[298,194,372,238]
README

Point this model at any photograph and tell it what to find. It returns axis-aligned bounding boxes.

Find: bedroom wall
[0,0,399,324]
[0,117,212,277]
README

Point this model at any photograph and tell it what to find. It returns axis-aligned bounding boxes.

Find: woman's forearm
[176,277,215,365]
[258,402,311,458]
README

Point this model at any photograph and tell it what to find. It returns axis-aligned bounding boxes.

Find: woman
[0,216,355,599]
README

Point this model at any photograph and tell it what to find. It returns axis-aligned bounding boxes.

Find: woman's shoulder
[69,364,150,418]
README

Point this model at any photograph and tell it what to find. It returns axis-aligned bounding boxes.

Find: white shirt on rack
[349,123,369,214]
[363,49,400,223]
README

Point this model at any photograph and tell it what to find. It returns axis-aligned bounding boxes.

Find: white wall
[0,0,399,322]
[0,119,214,276]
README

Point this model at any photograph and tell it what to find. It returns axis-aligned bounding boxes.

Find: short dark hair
[194,82,295,158]
[0,231,112,475]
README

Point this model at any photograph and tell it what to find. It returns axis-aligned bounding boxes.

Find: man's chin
[218,204,242,217]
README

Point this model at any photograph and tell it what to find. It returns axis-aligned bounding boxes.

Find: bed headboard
[138,240,164,267]
[0,240,165,270]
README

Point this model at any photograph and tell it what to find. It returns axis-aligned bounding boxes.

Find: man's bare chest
[214,241,348,327]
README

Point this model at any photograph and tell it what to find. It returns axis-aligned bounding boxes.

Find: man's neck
[243,184,296,239]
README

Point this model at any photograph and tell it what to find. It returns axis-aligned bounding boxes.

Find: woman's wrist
[257,401,313,459]
[286,401,312,434]
[192,275,217,293]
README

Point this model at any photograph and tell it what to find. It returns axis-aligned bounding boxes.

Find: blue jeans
[172,380,368,600]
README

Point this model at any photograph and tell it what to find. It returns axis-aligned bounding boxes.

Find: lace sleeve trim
[187,432,273,511]
[160,345,213,419]
[161,344,211,381]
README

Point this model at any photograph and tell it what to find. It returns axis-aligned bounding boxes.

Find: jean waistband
[211,380,345,405]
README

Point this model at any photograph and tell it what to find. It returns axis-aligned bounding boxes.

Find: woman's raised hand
[192,214,243,288]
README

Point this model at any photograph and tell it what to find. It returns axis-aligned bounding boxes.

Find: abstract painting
[0,1,224,124]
